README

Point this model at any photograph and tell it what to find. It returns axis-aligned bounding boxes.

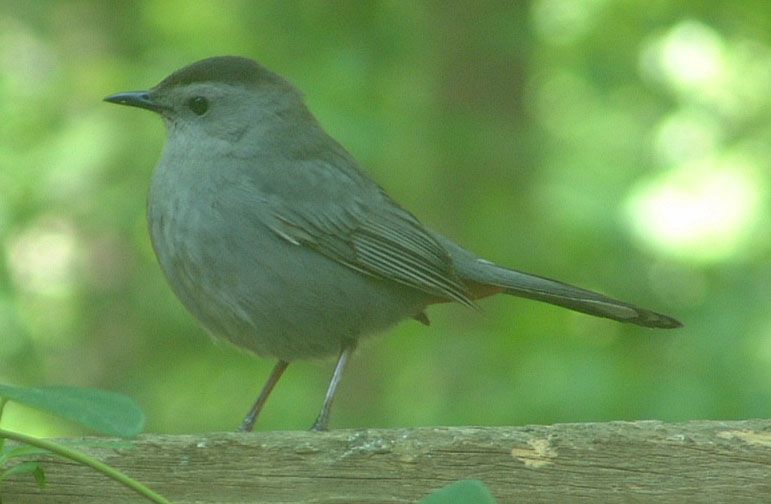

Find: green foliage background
[1,1,769,434]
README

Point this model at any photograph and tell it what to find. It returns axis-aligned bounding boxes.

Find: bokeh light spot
[7,217,80,296]
[625,158,764,262]
[640,20,726,95]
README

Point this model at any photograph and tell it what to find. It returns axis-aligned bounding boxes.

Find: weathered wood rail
[3,420,770,503]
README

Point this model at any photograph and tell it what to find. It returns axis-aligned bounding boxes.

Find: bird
[104,56,681,431]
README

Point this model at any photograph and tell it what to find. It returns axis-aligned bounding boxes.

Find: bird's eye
[187,96,209,115]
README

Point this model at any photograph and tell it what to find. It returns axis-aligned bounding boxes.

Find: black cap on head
[155,56,288,90]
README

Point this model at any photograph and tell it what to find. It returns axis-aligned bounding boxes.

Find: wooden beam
[3,420,770,503]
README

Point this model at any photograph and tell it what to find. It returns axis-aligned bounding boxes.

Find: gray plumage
[105,56,680,430]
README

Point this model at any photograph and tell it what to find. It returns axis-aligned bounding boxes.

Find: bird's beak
[104,91,163,112]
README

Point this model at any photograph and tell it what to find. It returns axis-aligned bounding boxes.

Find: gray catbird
[105,56,681,431]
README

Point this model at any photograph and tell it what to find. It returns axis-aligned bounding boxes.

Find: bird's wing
[257,157,474,307]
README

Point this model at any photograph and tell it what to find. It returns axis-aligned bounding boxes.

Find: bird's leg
[239,360,289,432]
[310,345,355,432]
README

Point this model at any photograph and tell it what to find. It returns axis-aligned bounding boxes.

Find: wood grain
[3,420,770,503]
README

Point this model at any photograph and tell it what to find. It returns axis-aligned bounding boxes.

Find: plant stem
[0,399,7,454]
[0,428,172,504]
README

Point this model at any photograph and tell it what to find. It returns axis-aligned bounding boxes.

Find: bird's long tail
[435,234,682,329]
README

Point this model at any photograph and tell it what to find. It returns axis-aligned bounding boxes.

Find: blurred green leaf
[0,445,51,465]
[419,480,498,504]
[0,385,145,438]
[1,461,46,488]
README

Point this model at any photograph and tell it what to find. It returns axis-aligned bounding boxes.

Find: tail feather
[433,234,682,329]
[489,266,681,328]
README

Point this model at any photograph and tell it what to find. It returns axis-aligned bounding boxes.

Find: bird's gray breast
[147,151,426,360]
